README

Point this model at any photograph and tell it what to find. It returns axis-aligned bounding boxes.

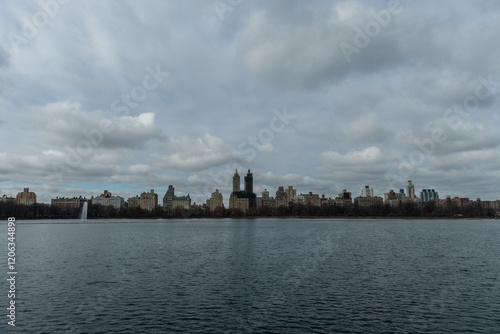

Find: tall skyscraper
[163,185,175,208]
[244,169,253,194]
[406,180,416,199]
[285,186,297,202]
[233,170,240,192]
[229,169,256,212]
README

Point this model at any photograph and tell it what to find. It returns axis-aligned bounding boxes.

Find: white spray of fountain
[80,201,88,220]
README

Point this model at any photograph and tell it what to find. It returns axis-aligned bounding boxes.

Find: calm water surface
[1,218,499,333]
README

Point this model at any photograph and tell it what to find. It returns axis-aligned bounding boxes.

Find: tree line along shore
[1,200,498,220]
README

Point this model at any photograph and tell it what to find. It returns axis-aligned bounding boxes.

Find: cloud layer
[0,0,499,204]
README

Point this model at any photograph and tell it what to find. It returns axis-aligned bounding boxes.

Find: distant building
[293,194,306,205]
[437,197,470,208]
[406,181,416,199]
[301,192,321,207]
[163,185,175,209]
[258,189,277,208]
[92,190,124,209]
[355,196,384,208]
[475,199,500,211]
[128,189,158,211]
[51,197,89,208]
[356,185,383,208]
[162,185,191,210]
[385,188,420,206]
[384,190,399,207]
[397,189,406,199]
[402,196,421,205]
[262,199,277,208]
[172,195,191,210]
[452,197,470,208]
[262,189,270,200]
[294,193,327,206]
[320,194,334,207]
[208,189,223,211]
[127,197,139,209]
[15,188,36,206]
[229,169,256,213]
[420,189,439,202]
[0,195,14,204]
[233,170,241,192]
[192,202,208,211]
[230,196,249,212]
[285,186,297,202]
[361,185,374,198]
[275,186,288,207]
[335,189,352,206]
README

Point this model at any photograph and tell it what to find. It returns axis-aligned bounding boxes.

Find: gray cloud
[152,133,246,171]
[0,47,8,67]
[0,1,499,204]
[33,101,165,149]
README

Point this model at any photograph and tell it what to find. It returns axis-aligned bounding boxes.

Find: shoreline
[5,215,498,222]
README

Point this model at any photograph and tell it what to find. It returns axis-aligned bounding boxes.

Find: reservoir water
[2,218,499,333]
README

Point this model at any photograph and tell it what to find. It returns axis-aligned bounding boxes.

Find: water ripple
[4,218,500,333]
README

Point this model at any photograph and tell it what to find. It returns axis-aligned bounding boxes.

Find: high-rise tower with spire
[229,169,256,213]
[233,169,240,192]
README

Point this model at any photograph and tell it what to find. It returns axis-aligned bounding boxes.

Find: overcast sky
[1,0,499,205]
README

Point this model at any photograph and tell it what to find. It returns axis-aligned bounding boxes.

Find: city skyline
[2,175,498,207]
[1,1,499,205]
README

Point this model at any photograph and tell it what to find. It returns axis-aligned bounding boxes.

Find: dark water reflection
[2,218,499,333]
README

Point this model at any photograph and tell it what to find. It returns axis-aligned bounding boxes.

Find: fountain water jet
[80,201,88,220]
